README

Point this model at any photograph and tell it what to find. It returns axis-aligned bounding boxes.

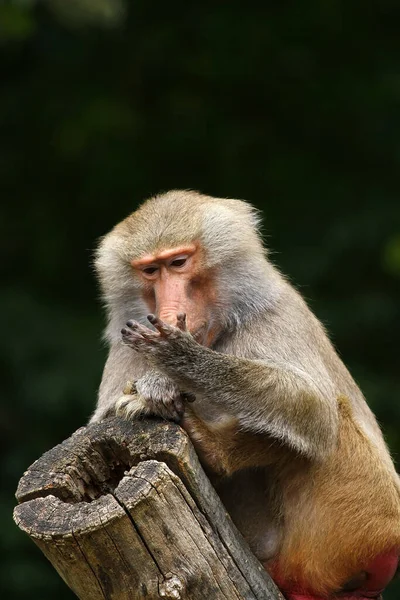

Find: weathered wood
[14,417,283,600]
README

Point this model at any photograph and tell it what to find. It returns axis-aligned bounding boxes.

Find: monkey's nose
[157,311,179,325]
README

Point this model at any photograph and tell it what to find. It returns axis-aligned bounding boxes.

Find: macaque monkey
[92,190,400,600]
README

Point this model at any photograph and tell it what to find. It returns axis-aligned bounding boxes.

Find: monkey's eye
[170,257,188,268]
[142,266,158,276]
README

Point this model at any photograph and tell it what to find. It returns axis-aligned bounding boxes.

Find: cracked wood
[14,417,283,600]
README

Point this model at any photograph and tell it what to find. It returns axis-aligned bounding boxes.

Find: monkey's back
[213,271,400,593]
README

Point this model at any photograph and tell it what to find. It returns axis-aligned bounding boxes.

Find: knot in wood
[159,574,184,599]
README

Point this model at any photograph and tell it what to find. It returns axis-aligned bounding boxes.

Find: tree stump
[13,417,284,600]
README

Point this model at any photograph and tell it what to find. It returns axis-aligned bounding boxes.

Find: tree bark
[14,417,284,600]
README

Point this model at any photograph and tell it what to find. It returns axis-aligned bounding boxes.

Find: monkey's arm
[91,342,187,422]
[91,342,145,422]
[122,316,339,461]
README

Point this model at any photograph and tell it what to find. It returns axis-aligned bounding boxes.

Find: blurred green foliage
[1,0,400,598]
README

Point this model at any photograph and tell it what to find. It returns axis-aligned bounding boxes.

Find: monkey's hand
[115,370,195,422]
[121,313,197,370]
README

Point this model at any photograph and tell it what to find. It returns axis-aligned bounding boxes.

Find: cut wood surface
[14,417,284,600]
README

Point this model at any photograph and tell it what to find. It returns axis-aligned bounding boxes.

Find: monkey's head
[95,190,272,345]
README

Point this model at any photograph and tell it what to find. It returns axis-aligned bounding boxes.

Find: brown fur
[183,397,400,594]
[277,396,400,594]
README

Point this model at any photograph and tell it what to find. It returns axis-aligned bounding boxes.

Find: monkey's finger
[170,412,182,424]
[121,329,147,347]
[147,314,174,336]
[123,380,137,395]
[176,313,187,331]
[160,398,182,422]
[192,324,206,343]
[181,391,196,403]
[126,319,142,329]
[121,327,142,338]
[172,396,185,416]
[121,326,144,337]
[125,321,159,341]
[126,320,153,336]
[116,394,147,419]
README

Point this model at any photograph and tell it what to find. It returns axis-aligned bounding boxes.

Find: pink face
[131,244,219,346]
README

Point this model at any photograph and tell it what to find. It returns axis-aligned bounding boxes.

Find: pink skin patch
[274,549,398,600]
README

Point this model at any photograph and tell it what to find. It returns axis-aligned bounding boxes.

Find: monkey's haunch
[276,548,398,599]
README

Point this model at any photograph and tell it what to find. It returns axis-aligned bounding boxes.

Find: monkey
[91,190,400,600]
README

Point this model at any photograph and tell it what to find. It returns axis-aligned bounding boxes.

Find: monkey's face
[131,243,219,347]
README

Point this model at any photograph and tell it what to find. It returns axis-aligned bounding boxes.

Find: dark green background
[2,1,399,598]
